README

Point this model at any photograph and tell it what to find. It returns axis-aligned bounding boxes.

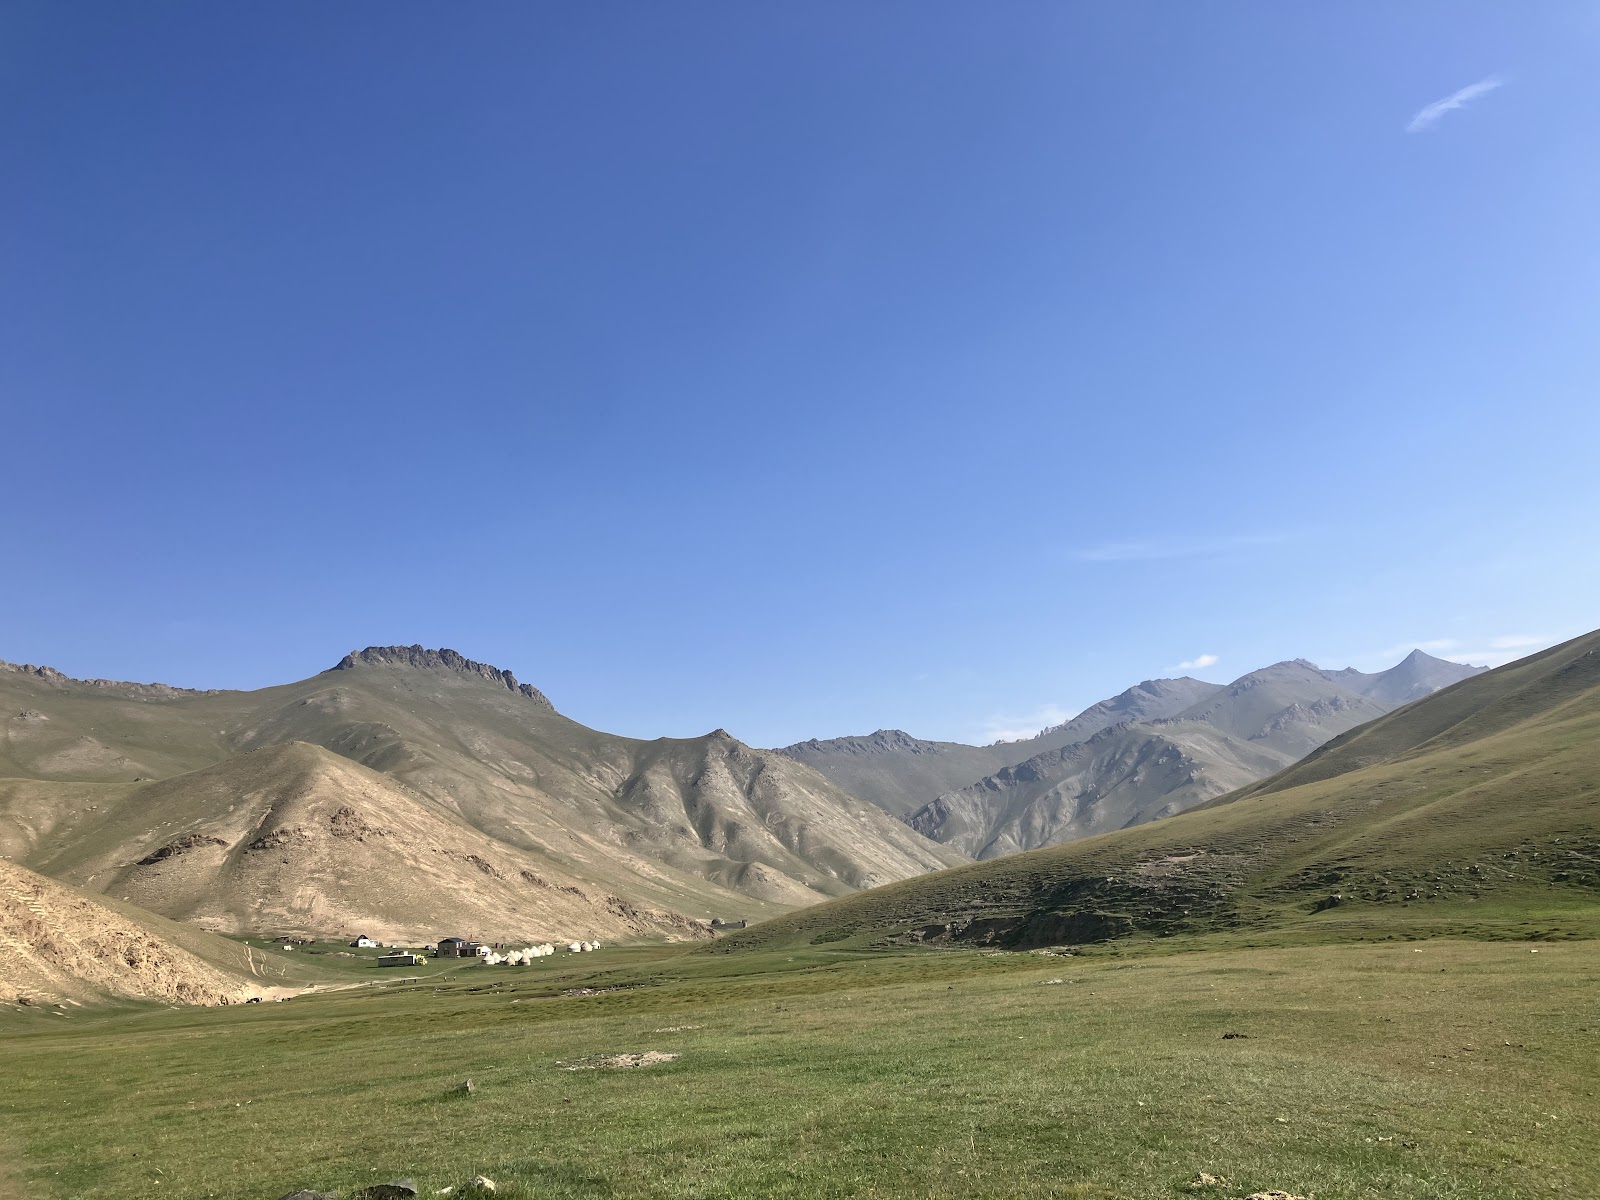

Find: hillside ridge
[1,643,963,936]
[330,644,553,707]
[0,657,218,700]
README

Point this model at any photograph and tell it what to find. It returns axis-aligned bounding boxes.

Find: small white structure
[484,943,562,966]
[350,935,377,948]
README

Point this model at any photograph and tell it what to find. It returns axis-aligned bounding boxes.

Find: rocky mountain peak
[330,645,553,708]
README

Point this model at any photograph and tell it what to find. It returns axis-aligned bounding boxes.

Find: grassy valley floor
[3,936,1598,1200]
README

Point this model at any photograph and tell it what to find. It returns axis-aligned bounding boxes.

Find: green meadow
[4,935,1597,1200]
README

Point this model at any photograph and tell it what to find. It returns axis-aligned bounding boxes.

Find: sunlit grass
[5,937,1597,1199]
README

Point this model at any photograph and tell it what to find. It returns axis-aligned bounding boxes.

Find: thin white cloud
[981,704,1076,745]
[1177,654,1219,670]
[1489,634,1545,650]
[1406,76,1506,133]
[1441,634,1556,668]
[1076,533,1287,564]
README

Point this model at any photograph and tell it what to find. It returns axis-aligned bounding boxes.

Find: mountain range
[0,646,961,943]
[0,632,1582,1009]
[723,629,1600,953]
[781,650,1485,859]
[0,641,1487,963]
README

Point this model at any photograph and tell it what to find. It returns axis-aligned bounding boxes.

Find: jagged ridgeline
[0,646,964,942]
[723,630,1600,952]
[781,653,1485,858]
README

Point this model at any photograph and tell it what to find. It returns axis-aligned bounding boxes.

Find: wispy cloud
[1439,634,1556,668]
[1177,654,1218,670]
[1075,533,1287,564]
[981,704,1076,745]
[1488,634,1545,650]
[1406,76,1506,133]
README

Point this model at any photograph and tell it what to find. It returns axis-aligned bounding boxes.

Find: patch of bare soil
[560,1051,679,1071]
[1134,851,1207,877]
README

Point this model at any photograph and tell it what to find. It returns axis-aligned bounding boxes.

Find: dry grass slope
[0,860,254,1008]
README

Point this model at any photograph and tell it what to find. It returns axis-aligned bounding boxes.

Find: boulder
[350,1182,419,1199]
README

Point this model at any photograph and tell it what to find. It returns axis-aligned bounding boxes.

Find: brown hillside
[0,860,253,1008]
[0,647,964,934]
[11,742,717,943]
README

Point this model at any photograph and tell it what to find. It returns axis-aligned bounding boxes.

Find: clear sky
[4,3,1598,747]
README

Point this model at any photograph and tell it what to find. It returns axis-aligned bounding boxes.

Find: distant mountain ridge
[777,731,1016,818]
[781,652,1486,860]
[718,632,1595,955]
[778,677,1221,817]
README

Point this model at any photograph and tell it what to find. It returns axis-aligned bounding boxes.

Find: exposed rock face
[0,859,254,1006]
[136,834,228,865]
[330,645,553,707]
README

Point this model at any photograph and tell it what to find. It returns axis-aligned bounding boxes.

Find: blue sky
[4,3,1598,747]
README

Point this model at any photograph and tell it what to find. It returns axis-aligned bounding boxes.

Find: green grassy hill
[720,630,1600,953]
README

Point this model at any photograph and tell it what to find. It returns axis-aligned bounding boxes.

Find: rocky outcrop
[0,659,217,700]
[329,646,553,707]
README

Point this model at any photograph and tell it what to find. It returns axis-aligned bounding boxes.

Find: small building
[377,953,424,968]
[435,937,481,958]
[350,935,377,948]
[710,918,747,931]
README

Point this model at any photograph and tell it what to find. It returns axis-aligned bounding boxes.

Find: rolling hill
[0,647,964,941]
[718,630,1600,953]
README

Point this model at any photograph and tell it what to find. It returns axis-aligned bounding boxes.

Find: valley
[2,634,1595,1199]
[2,936,1595,1199]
